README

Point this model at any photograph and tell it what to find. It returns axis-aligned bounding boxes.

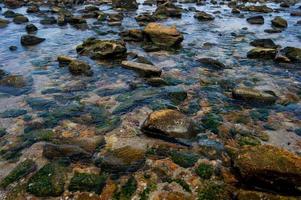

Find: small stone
[25,24,38,33]
[13,15,28,24]
[21,35,45,46]
[194,11,215,21]
[197,57,226,69]
[40,16,57,25]
[121,61,162,77]
[272,16,288,28]
[0,18,9,28]
[247,16,264,24]
[9,46,17,51]
[57,55,74,66]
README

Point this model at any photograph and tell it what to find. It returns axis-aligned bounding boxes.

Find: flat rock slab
[121,61,162,77]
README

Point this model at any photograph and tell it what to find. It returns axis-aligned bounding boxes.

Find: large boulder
[112,0,138,10]
[76,38,127,59]
[21,35,45,46]
[232,87,277,105]
[233,145,301,193]
[144,23,183,48]
[281,47,301,63]
[141,109,198,141]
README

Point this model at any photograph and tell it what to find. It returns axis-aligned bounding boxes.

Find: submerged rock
[233,145,301,194]
[232,87,277,105]
[250,39,278,49]
[272,16,288,28]
[246,15,264,24]
[281,47,301,63]
[197,57,225,69]
[21,35,45,46]
[112,0,138,10]
[141,109,198,141]
[13,15,28,24]
[25,24,38,33]
[99,146,145,173]
[144,23,183,48]
[40,16,57,25]
[121,61,162,77]
[0,75,27,88]
[194,11,215,21]
[247,48,277,59]
[68,60,92,76]
[76,38,127,59]
[0,18,9,28]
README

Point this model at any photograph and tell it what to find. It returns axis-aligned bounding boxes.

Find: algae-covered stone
[233,145,301,193]
[194,11,215,21]
[76,38,127,60]
[247,16,264,24]
[27,162,67,197]
[0,18,9,28]
[281,47,301,63]
[232,87,277,105]
[154,2,182,19]
[68,172,107,194]
[201,112,222,134]
[236,190,298,200]
[250,39,277,49]
[247,48,277,59]
[196,163,214,179]
[144,23,183,48]
[272,16,288,28]
[198,180,232,200]
[142,109,198,140]
[113,176,137,199]
[170,151,199,168]
[68,60,92,76]
[121,61,162,77]
[0,159,36,188]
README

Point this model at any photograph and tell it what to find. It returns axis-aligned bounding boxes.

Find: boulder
[250,39,277,49]
[247,48,277,59]
[144,23,183,48]
[281,47,301,63]
[112,0,138,10]
[247,16,264,24]
[232,87,277,105]
[68,60,92,76]
[272,16,288,28]
[233,145,301,193]
[21,35,45,46]
[121,60,161,77]
[141,109,198,141]
[76,38,127,59]
[194,11,215,21]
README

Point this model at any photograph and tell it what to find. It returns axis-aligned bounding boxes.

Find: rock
[0,75,27,88]
[120,29,144,42]
[250,39,278,49]
[141,109,198,141]
[0,18,9,28]
[68,60,92,76]
[232,8,240,14]
[154,2,182,19]
[25,24,38,33]
[43,143,92,162]
[246,16,264,24]
[107,13,123,26]
[280,2,290,8]
[68,172,107,194]
[76,38,127,59]
[3,10,17,18]
[21,35,45,46]
[264,28,282,33]
[197,57,226,69]
[27,162,67,197]
[233,145,301,193]
[281,47,301,63]
[239,5,273,13]
[4,0,22,8]
[232,87,277,105]
[247,48,277,59]
[99,146,145,173]
[112,0,138,10]
[236,190,298,200]
[40,16,57,25]
[165,86,187,105]
[291,11,301,16]
[144,23,183,48]
[121,61,162,77]
[194,11,215,21]
[57,55,74,66]
[0,159,36,188]
[0,109,27,118]
[272,16,288,28]
[135,13,156,25]
[26,5,40,13]
[13,15,29,24]
[9,46,17,51]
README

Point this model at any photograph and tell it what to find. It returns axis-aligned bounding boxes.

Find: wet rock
[26,97,56,110]
[57,15,67,26]
[144,23,183,48]
[25,24,38,33]
[68,172,107,194]
[0,160,36,188]
[4,0,22,8]
[112,0,138,10]
[113,176,137,199]
[236,190,298,200]
[13,15,29,24]
[196,162,214,179]
[68,60,92,76]
[280,2,290,8]
[232,87,277,105]
[21,35,45,46]
[239,5,273,13]
[40,16,57,25]
[67,16,88,29]
[120,29,144,42]
[43,143,92,162]
[0,18,9,28]
[26,5,40,13]
[141,109,198,141]
[107,13,123,26]
[281,47,301,63]
[247,48,277,59]
[98,146,145,173]
[250,39,278,49]
[76,38,127,60]
[0,108,27,118]
[198,180,232,200]
[3,10,17,18]
[233,145,301,194]
[135,13,156,25]
[170,151,199,168]
[165,86,187,105]
[291,11,301,16]
[264,28,282,33]
[232,8,240,14]
[194,11,215,21]
[27,162,67,197]
[272,16,288,28]
[121,61,162,77]
[57,55,74,66]
[246,16,264,24]
[9,46,17,51]
[0,75,27,88]
[197,57,226,69]
[154,2,182,19]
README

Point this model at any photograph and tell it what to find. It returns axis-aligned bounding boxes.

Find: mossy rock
[236,190,298,200]
[195,163,214,179]
[198,181,231,200]
[113,176,137,200]
[201,112,223,134]
[236,135,261,146]
[0,128,7,137]
[68,172,107,194]
[170,151,199,168]
[0,159,36,188]
[140,183,157,200]
[26,162,67,197]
